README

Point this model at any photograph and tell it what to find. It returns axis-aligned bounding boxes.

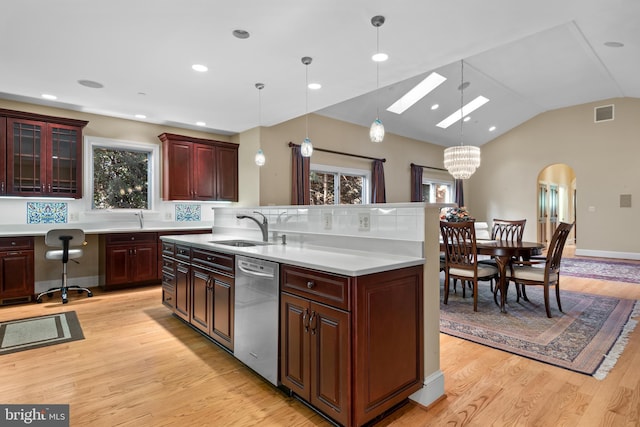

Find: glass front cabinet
[1,109,87,198]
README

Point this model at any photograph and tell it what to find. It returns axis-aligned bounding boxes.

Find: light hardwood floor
[1,248,639,426]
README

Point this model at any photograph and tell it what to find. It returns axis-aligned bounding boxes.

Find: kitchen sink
[210,239,271,247]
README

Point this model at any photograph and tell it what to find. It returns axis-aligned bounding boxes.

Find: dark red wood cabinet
[0,237,34,305]
[1,108,87,198]
[159,132,238,202]
[99,233,158,290]
[280,264,424,427]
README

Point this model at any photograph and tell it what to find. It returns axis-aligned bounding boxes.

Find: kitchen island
[160,232,424,427]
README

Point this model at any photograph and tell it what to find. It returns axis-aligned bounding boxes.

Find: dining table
[440,239,545,313]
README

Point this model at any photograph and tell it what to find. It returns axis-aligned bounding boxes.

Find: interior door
[549,184,559,238]
[537,183,548,243]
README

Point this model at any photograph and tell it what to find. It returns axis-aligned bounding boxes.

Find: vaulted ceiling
[1,1,638,147]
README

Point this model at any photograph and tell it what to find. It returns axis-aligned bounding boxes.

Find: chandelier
[444,60,481,179]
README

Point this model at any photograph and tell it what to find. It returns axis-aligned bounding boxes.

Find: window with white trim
[310,164,370,205]
[421,174,454,203]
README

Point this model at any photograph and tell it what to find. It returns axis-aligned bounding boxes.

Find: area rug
[0,311,84,355]
[560,258,640,284]
[440,284,639,379]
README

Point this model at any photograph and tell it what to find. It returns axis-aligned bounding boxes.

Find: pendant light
[370,15,387,143]
[300,56,313,157]
[254,83,266,166]
[443,59,481,179]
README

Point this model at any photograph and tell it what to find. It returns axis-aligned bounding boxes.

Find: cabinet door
[192,143,216,200]
[0,116,5,195]
[216,145,238,201]
[105,246,131,285]
[7,118,47,196]
[310,302,350,427]
[175,262,190,321]
[164,140,193,200]
[0,250,35,299]
[48,123,82,198]
[280,292,311,399]
[211,275,233,349]
[130,243,157,283]
[191,266,212,334]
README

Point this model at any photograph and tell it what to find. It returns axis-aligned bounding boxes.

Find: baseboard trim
[574,249,640,261]
[409,370,445,408]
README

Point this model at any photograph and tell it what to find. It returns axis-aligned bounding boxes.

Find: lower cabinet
[99,233,158,290]
[0,236,35,305]
[280,264,424,427]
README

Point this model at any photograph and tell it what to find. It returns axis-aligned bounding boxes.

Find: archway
[537,164,576,246]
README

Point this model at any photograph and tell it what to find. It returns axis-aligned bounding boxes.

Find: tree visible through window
[310,166,368,205]
[93,147,149,209]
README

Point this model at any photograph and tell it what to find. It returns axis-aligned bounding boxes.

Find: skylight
[436,96,490,129]
[386,72,446,114]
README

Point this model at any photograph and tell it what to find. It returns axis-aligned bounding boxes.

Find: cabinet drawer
[175,244,191,261]
[161,256,175,274]
[192,248,234,276]
[105,232,157,245]
[162,285,175,309]
[0,236,34,251]
[161,241,175,257]
[281,265,350,310]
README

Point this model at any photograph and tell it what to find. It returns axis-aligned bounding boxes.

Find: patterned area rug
[440,284,639,379]
[0,311,84,355]
[560,258,640,284]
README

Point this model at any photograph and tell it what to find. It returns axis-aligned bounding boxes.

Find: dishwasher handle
[237,262,276,279]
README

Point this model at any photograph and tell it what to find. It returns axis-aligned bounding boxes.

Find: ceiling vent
[594,104,614,123]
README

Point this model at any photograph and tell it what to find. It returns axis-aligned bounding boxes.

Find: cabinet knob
[11,241,16,246]
[131,237,135,241]
[207,256,213,261]
[306,281,315,289]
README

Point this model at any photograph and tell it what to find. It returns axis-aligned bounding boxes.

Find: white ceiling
[1,0,638,147]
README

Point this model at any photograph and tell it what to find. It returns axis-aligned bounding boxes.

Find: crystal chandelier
[369,15,386,143]
[254,83,266,166]
[444,60,481,179]
[300,56,314,157]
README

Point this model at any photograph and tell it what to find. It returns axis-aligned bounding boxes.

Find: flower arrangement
[440,206,473,222]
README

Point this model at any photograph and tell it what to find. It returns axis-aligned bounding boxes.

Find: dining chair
[440,220,499,312]
[479,219,526,292]
[506,222,574,317]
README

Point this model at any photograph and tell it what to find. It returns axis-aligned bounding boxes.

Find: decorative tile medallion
[175,204,201,222]
[26,202,68,224]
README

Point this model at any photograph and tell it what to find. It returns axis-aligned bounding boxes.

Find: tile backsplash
[26,202,68,224]
[175,203,201,222]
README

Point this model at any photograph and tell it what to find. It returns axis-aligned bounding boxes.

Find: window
[421,177,453,203]
[310,164,370,205]
[84,136,159,210]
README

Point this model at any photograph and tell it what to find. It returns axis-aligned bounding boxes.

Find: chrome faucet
[237,211,269,242]
[135,210,144,229]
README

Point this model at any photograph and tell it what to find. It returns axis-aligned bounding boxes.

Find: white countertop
[0,222,211,237]
[161,233,425,277]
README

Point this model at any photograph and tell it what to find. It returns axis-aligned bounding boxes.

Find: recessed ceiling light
[192,64,208,72]
[431,104,439,110]
[436,96,490,128]
[232,29,250,39]
[604,41,624,48]
[489,126,496,132]
[372,52,388,62]
[387,72,447,114]
[41,94,57,100]
[78,79,104,89]
[196,121,206,126]
[135,114,147,119]
[308,83,322,90]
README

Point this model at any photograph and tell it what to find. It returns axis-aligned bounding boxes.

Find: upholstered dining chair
[36,229,93,304]
[479,218,526,292]
[440,220,499,312]
[506,222,574,318]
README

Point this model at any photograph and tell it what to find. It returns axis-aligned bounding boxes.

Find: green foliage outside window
[310,171,363,205]
[93,148,149,209]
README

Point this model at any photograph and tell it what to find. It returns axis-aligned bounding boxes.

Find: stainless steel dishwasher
[234,255,280,386]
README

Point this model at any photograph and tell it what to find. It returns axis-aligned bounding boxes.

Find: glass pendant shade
[370,118,385,143]
[301,137,313,157]
[254,148,266,166]
[443,145,481,179]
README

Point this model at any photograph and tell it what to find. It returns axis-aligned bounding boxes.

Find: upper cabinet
[158,133,238,202]
[0,109,87,198]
